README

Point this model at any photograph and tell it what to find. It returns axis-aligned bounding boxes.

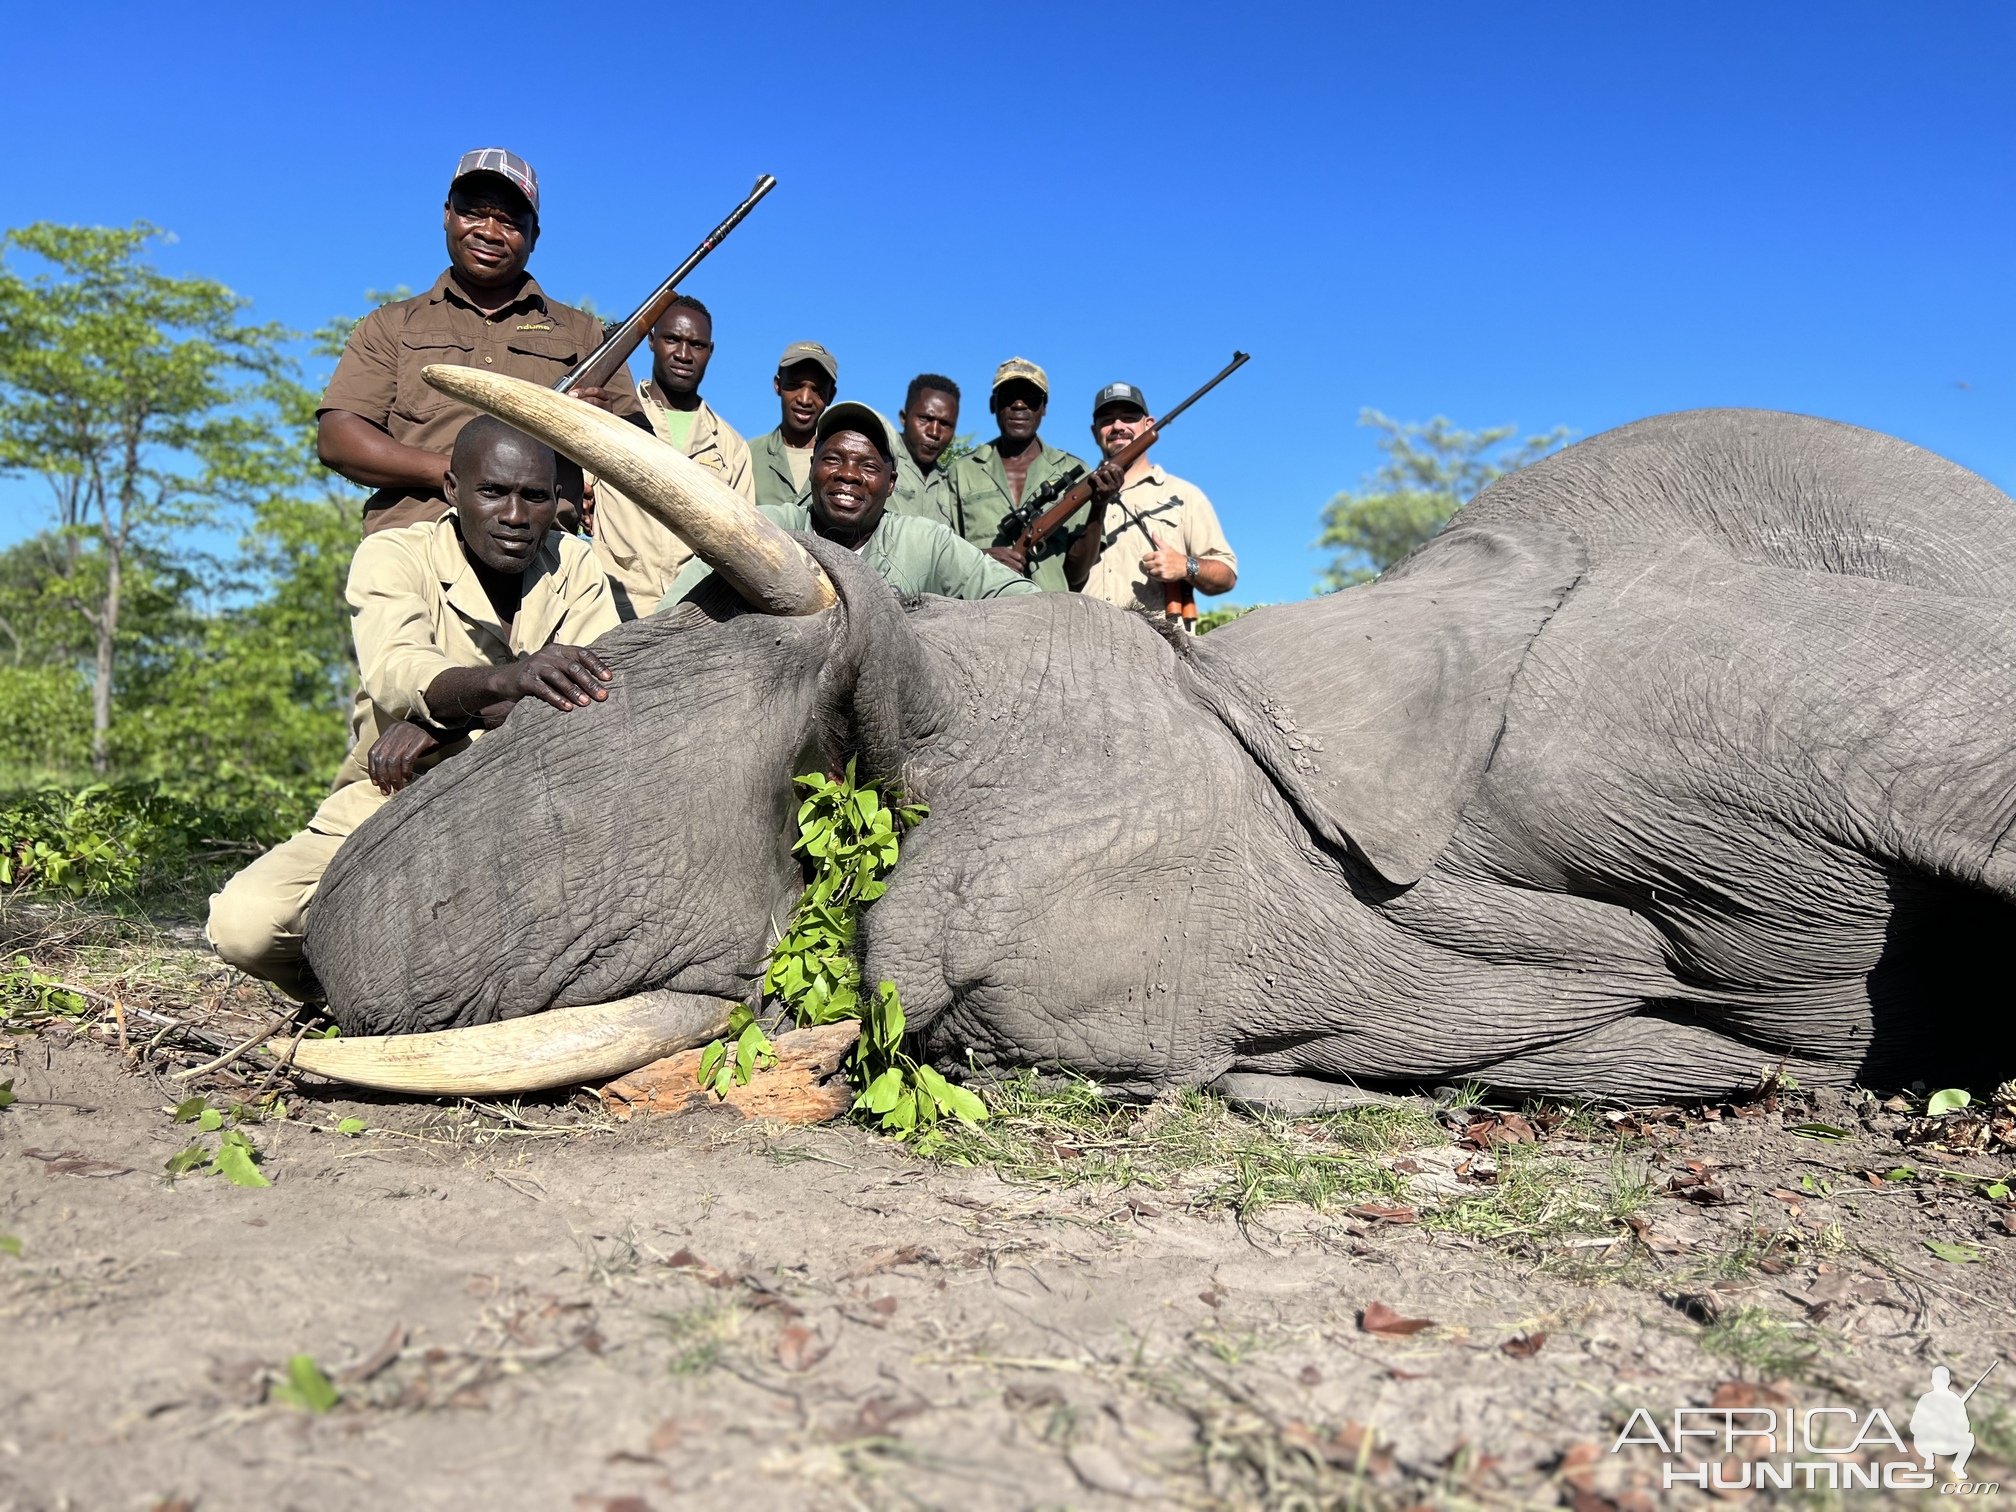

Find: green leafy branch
[697,761,985,1143]
[164,1094,270,1187]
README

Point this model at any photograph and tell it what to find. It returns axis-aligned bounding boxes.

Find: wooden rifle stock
[555,175,777,394]
[1012,350,1251,563]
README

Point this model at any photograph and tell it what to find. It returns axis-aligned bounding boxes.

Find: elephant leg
[1208,1072,1431,1117]
[1459,1012,1849,1102]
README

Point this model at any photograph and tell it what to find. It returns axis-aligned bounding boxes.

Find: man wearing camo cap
[318,148,642,534]
[942,357,1122,593]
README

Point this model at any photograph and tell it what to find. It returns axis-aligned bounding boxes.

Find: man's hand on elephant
[509,643,614,711]
[368,720,444,794]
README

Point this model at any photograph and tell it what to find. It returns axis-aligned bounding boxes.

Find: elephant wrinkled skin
[305,409,2016,1101]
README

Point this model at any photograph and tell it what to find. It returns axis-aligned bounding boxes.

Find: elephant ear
[1187,524,1585,886]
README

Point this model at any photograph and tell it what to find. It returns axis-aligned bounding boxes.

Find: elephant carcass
[303,384,2016,1102]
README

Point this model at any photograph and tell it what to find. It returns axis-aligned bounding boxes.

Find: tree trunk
[90,540,118,776]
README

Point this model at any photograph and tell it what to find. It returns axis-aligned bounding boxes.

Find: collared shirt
[663,502,1041,607]
[889,445,955,528]
[943,439,1096,593]
[750,427,812,511]
[1080,464,1239,615]
[592,381,756,617]
[318,268,643,533]
[309,513,619,838]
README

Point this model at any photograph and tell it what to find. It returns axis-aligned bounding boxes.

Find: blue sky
[2,2,2012,605]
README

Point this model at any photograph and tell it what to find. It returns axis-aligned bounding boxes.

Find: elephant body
[307,410,2016,1101]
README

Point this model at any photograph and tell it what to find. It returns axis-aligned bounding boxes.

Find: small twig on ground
[169,1016,291,1081]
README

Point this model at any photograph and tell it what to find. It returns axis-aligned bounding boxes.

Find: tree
[0,223,295,772]
[1316,410,1570,590]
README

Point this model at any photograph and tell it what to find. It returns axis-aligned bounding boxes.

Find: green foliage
[0,953,87,1020]
[1195,603,1257,634]
[1927,1087,1971,1116]
[0,1079,12,1109]
[164,1098,271,1187]
[699,762,985,1143]
[270,1353,340,1413]
[1316,409,1571,589]
[0,779,310,900]
[0,1235,20,1259]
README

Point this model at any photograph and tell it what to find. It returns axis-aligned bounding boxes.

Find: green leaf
[164,1142,207,1177]
[197,1107,225,1132]
[172,1095,209,1123]
[0,1234,21,1258]
[271,1353,339,1414]
[859,1067,905,1114]
[1927,1088,1971,1117]
[696,1040,725,1089]
[212,1130,269,1188]
[335,1117,366,1137]
[938,1082,989,1126]
[0,1079,12,1110]
[882,1089,918,1134]
[1883,1166,1918,1182]
[1925,1239,1983,1264]
[1986,1181,2010,1200]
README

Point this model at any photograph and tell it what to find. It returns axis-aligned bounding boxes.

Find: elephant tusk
[284,990,737,1097]
[421,365,837,617]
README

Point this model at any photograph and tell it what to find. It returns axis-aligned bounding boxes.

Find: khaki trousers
[205,828,348,1002]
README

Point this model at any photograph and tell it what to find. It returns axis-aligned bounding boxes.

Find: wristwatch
[1184,555,1200,583]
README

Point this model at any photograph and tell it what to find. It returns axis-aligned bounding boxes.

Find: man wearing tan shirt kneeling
[207,417,619,1000]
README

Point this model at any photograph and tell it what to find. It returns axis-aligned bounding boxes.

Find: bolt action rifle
[1003,352,1249,618]
[555,174,777,395]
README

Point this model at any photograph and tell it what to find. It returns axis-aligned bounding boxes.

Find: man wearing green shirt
[889,373,960,527]
[668,402,1037,606]
[943,357,1121,592]
[750,340,837,510]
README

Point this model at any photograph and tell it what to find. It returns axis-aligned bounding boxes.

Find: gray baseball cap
[777,341,838,382]
[1092,382,1149,415]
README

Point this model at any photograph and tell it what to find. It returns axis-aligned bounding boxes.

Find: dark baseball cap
[451,148,539,214]
[814,401,895,462]
[1092,382,1149,416]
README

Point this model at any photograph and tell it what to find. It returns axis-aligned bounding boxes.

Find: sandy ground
[1,917,2013,1511]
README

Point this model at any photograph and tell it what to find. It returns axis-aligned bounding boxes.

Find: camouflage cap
[777,341,838,382]
[992,357,1048,396]
[451,148,539,214]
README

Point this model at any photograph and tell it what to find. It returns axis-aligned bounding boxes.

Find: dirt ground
[1,907,2013,1511]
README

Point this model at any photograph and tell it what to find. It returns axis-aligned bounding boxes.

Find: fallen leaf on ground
[774,1324,831,1372]
[1359,1300,1435,1337]
[1500,1331,1547,1357]
[1298,1364,1322,1386]
[1349,1203,1419,1224]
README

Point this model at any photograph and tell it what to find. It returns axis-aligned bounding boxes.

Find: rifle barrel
[556,174,777,394]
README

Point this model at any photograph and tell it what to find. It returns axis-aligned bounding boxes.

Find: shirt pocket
[394,329,476,423]
[504,329,584,375]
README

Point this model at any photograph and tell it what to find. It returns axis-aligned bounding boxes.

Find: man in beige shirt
[1077,382,1238,625]
[316,148,642,534]
[207,418,620,999]
[590,294,756,617]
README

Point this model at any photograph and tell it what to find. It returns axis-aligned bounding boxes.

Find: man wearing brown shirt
[317,148,642,534]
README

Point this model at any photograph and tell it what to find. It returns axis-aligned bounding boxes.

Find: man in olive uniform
[669,403,1037,605]
[943,357,1121,592]
[889,373,960,527]
[750,341,837,510]
[317,148,642,534]
[207,418,619,999]
[1078,381,1239,625]
[591,294,756,617]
